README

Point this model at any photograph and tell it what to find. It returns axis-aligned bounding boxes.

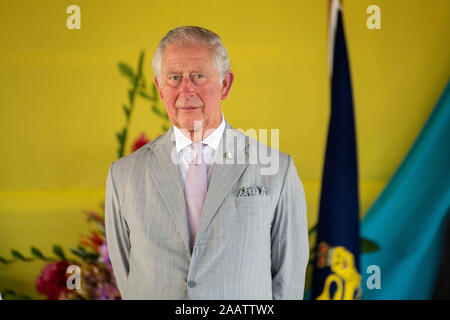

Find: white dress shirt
[173,113,225,188]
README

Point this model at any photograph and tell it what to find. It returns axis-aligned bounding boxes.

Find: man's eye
[170,75,180,81]
[194,74,203,79]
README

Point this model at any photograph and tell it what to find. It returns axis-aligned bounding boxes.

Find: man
[105,26,309,299]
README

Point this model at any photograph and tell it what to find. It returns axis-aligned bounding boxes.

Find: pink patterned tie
[184,142,207,251]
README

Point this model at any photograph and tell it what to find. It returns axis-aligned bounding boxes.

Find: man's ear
[154,76,164,100]
[220,70,234,100]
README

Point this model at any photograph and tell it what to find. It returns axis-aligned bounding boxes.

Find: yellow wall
[0,0,449,298]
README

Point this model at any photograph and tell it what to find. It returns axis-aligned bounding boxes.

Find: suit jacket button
[188,280,196,288]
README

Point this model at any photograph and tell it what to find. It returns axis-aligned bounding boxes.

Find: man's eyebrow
[166,69,205,75]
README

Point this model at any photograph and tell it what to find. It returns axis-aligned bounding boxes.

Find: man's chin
[176,116,205,131]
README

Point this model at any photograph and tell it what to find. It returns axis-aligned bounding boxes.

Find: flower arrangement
[0,206,121,300]
[35,206,121,300]
[0,51,169,300]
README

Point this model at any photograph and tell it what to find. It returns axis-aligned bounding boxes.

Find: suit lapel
[146,126,191,256]
[196,121,249,244]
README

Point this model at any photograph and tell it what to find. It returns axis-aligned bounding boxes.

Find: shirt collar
[173,112,225,153]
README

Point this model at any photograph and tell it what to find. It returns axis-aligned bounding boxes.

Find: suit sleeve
[271,156,309,300]
[104,162,131,296]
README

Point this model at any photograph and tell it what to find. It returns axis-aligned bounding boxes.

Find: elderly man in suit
[105,25,309,300]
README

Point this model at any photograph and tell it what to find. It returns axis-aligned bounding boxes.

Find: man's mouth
[178,106,202,110]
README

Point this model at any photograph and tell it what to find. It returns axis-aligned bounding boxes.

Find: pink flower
[98,243,110,266]
[96,284,120,300]
[36,261,70,300]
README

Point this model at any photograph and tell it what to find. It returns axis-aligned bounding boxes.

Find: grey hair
[152,25,230,84]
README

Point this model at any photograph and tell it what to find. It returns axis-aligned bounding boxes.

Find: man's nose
[179,76,195,93]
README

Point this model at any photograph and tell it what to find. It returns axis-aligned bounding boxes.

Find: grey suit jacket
[105,120,309,299]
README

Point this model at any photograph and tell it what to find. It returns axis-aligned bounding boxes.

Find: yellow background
[0,0,449,298]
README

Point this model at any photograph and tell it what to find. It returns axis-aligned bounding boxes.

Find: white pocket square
[237,185,267,197]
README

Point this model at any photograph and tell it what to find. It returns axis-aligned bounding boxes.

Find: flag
[361,82,450,299]
[311,0,362,300]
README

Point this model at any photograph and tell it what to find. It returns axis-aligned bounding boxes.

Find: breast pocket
[231,196,272,248]
[235,195,272,210]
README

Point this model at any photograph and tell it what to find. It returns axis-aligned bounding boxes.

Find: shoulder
[236,130,291,167]
[108,133,164,177]
[232,128,292,178]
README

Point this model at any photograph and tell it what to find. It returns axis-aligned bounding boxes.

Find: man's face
[155,42,233,135]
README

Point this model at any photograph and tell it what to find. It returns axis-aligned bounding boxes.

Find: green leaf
[11,250,32,261]
[122,104,130,118]
[140,75,147,89]
[69,248,87,260]
[152,84,158,101]
[77,245,87,252]
[70,248,99,261]
[361,237,380,253]
[0,256,11,264]
[1,289,33,300]
[139,91,152,100]
[116,128,127,144]
[116,132,123,144]
[52,245,67,261]
[151,105,162,116]
[137,51,145,78]
[3,289,17,297]
[30,247,47,261]
[308,224,317,235]
[118,63,135,81]
[128,89,135,105]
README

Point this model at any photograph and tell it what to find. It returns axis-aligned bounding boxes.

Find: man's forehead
[164,63,210,74]
[162,56,214,74]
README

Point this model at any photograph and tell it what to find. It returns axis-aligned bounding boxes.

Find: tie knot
[191,142,204,165]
